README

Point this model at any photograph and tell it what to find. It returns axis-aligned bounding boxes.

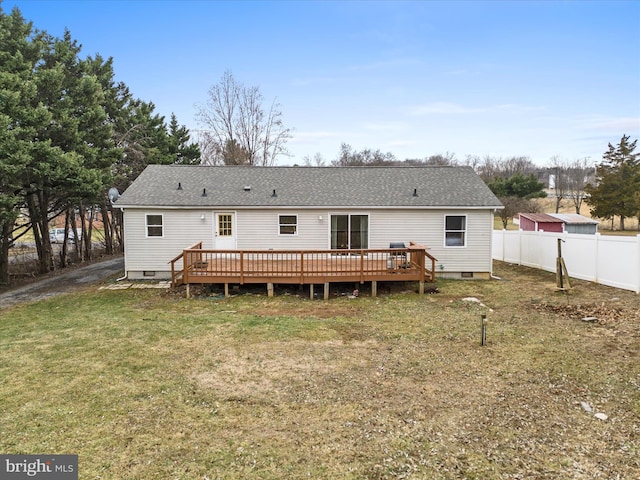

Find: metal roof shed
[548,213,599,234]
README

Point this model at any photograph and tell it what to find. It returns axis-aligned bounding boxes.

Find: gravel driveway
[0,256,124,309]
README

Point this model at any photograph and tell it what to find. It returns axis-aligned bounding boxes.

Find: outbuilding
[548,213,599,235]
[518,213,565,233]
[518,212,599,234]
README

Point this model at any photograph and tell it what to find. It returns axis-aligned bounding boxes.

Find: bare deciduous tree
[497,197,541,229]
[331,143,396,166]
[567,157,593,214]
[548,156,569,213]
[196,71,292,166]
[301,153,326,167]
[546,156,594,214]
[475,155,537,183]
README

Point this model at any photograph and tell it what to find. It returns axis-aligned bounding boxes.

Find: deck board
[171,246,436,291]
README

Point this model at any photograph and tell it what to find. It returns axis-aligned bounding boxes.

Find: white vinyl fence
[492,230,640,293]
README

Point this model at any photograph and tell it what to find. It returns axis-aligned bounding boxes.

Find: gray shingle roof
[115,165,503,208]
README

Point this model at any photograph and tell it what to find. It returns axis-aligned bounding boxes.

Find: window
[146,214,163,237]
[218,214,232,236]
[279,215,297,235]
[331,214,368,250]
[445,215,466,247]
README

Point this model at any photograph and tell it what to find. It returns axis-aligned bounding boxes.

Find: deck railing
[170,242,436,295]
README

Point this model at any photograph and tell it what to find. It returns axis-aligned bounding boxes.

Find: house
[518,212,599,234]
[114,165,503,282]
[518,213,565,233]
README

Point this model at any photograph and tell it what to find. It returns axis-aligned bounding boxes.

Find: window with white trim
[445,215,466,247]
[279,215,298,235]
[146,214,163,237]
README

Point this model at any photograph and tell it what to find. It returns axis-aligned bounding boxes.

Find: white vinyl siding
[122,207,495,278]
[124,209,216,278]
[237,210,327,250]
[368,209,493,273]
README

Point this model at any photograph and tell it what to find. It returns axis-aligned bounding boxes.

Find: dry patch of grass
[1,262,639,479]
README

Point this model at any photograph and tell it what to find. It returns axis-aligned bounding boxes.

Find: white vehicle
[49,228,82,244]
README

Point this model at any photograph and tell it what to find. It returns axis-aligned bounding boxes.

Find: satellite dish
[108,187,120,203]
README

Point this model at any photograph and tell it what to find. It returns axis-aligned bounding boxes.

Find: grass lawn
[1,262,638,479]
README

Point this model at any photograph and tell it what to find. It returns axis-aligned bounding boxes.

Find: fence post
[637,234,640,294]
[594,232,600,284]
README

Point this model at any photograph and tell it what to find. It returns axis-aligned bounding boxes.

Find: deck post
[309,284,314,300]
[186,283,191,299]
[324,282,330,300]
[267,283,274,297]
[224,283,229,297]
[371,280,377,298]
[182,250,189,286]
[419,281,424,295]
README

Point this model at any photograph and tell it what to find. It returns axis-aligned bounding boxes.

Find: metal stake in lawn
[556,238,572,291]
[480,314,487,346]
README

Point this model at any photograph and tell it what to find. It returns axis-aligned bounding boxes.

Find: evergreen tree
[0,4,201,281]
[168,113,201,165]
[586,135,639,230]
[111,99,172,192]
[487,173,547,199]
[0,6,54,281]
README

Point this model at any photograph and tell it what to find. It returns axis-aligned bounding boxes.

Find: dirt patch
[531,301,638,325]
[249,302,363,320]
[193,340,353,402]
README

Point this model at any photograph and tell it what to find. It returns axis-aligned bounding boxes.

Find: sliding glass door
[330,214,368,250]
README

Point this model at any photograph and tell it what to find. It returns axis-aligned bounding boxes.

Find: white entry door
[214,212,237,249]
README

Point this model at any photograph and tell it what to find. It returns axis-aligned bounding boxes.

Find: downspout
[112,197,126,282]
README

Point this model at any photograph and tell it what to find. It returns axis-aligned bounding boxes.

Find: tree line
[303,137,639,231]
[0,6,199,284]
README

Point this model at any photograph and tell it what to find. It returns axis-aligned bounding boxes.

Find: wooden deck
[170,242,437,298]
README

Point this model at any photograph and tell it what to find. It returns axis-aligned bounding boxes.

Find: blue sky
[4,0,640,166]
